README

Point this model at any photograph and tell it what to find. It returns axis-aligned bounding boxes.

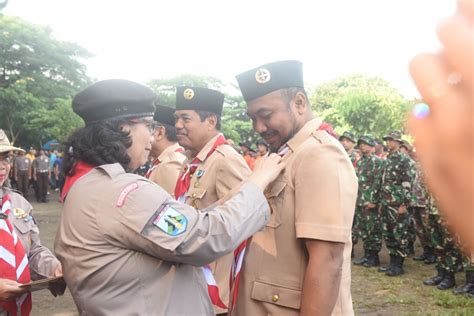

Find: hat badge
[255,68,271,84]
[183,88,195,100]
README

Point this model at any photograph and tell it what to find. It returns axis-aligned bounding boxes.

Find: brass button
[192,193,196,198]
[271,294,279,302]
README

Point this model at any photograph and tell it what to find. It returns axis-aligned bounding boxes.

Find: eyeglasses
[0,155,12,165]
[129,118,159,135]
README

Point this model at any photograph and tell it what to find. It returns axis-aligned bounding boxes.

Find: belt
[18,170,29,172]
[37,170,49,173]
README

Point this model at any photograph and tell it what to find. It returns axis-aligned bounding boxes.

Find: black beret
[175,86,224,116]
[236,60,304,102]
[339,131,356,143]
[154,104,176,126]
[73,79,157,123]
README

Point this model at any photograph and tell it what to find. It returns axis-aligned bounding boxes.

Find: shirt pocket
[265,180,287,228]
[251,280,301,310]
[186,187,207,209]
[13,220,33,253]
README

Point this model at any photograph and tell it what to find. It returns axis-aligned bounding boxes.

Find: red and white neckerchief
[173,134,228,309]
[229,123,332,312]
[60,161,95,202]
[0,194,32,316]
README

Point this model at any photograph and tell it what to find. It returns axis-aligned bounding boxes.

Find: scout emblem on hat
[153,205,188,236]
[183,88,195,100]
[255,68,271,84]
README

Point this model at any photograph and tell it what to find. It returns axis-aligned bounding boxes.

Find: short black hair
[63,118,132,176]
[197,110,221,130]
[160,123,178,142]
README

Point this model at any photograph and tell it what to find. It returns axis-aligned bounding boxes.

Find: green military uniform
[352,135,383,267]
[378,131,416,276]
[423,196,461,289]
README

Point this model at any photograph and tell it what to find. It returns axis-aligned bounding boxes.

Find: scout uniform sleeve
[294,144,357,243]
[112,181,269,266]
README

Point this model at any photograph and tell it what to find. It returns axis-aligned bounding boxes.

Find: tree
[310,74,410,138]
[0,15,91,146]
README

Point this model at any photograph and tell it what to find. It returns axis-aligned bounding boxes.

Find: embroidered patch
[13,208,28,219]
[153,205,188,236]
[116,182,139,207]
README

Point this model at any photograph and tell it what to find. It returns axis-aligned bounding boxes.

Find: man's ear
[206,114,218,130]
[293,91,308,115]
[154,126,165,141]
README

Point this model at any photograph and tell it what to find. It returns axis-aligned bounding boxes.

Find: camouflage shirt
[355,154,383,207]
[380,151,416,207]
[410,161,428,208]
[348,150,358,170]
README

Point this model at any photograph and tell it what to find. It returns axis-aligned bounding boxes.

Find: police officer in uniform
[54,79,284,315]
[174,86,251,314]
[32,150,50,203]
[14,151,32,199]
[233,61,358,316]
[145,104,186,195]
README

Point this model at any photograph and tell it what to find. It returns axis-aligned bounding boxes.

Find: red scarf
[0,194,32,316]
[60,161,95,202]
[173,134,228,309]
[228,122,332,312]
[174,135,226,200]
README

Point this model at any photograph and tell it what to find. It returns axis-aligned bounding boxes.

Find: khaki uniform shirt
[233,118,358,316]
[181,133,251,313]
[54,163,269,316]
[14,157,31,172]
[33,156,49,172]
[0,188,60,315]
[148,143,186,195]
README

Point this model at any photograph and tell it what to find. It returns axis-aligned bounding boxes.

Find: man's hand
[398,205,407,214]
[366,202,377,209]
[49,264,66,297]
[0,279,27,301]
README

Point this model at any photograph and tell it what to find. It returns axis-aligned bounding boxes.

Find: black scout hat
[72,79,157,124]
[175,86,224,116]
[339,131,356,143]
[236,60,304,102]
[383,130,403,141]
[154,104,176,126]
[357,135,377,147]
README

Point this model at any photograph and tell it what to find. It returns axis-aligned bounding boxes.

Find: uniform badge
[183,88,195,100]
[195,169,205,178]
[13,208,28,219]
[153,205,188,236]
[116,182,139,207]
[255,68,271,84]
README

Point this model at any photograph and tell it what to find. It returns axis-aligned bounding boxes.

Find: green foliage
[310,74,410,139]
[0,15,91,146]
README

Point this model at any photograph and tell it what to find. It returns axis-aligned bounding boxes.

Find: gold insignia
[13,208,28,219]
[255,68,271,84]
[183,88,195,100]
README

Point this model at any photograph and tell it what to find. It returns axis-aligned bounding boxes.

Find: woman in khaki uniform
[0,130,64,316]
[54,79,284,316]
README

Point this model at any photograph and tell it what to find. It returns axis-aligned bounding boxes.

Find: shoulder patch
[152,205,188,236]
[116,182,139,207]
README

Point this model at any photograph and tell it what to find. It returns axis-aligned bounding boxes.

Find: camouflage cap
[357,135,376,147]
[339,131,356,143]
[399,139,413,151]
[383,130,402,141]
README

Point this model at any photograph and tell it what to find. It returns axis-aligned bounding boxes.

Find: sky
[4,0,456,98]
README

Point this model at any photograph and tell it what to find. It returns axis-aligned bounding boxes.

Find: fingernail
[412,102,430,119]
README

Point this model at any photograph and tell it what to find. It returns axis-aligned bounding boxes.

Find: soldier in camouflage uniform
[339,131,359,254]
[423,196,460,290]
[377,131,416,276]
[352,135,383,268]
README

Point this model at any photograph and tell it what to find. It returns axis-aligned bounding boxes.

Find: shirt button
[192,193,196,198]
[271,294,279,302]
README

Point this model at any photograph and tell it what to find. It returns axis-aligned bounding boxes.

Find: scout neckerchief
[228,122,334,312]
[60,161,95,202]
[145,147,185,179]
[0,194,32,316]
[173,134,228,309]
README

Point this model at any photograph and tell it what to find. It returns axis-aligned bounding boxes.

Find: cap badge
[255,68,271,84]
[183,88,195,100]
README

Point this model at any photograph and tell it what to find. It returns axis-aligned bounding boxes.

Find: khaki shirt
[181,134,251,313]
[148,143,186,195]
[33,156,49,172]
[233,118,358,316]
[0,188,60,315]
[54,163,269,316]
[14,157,31,172]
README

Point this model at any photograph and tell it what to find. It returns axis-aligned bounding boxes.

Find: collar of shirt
[285,117,323,153]
[194,133,224,163]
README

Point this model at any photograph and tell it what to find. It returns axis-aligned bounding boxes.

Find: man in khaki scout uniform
[233,60,358,316]
[174,86,251,314]
[54,79,284,315]
[146,104,186,195]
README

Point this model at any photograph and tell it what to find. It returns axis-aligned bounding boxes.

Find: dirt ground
[30,190,474,315]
